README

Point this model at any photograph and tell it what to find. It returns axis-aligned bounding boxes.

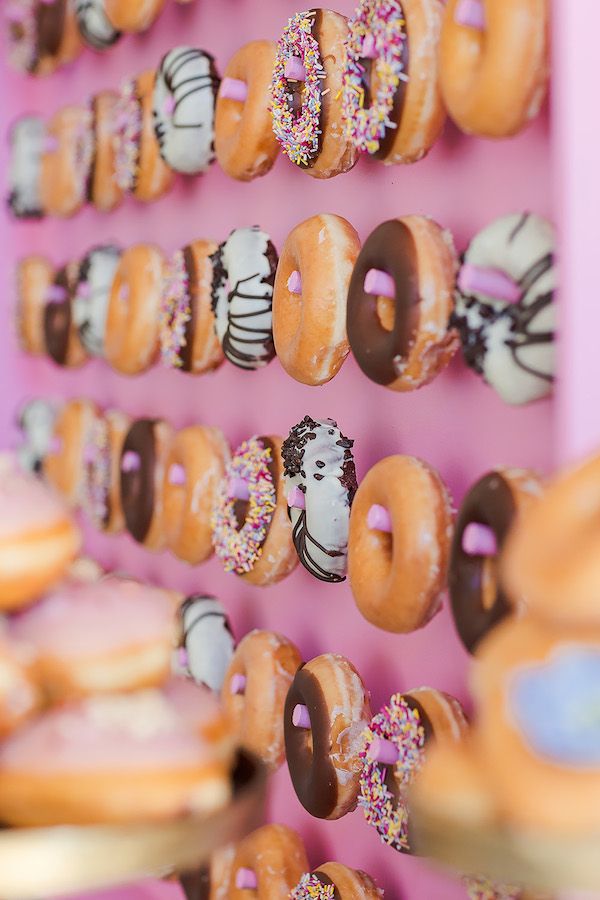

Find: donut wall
[1,0,584,898]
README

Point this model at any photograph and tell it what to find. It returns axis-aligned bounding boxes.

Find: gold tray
[0,752,266,899]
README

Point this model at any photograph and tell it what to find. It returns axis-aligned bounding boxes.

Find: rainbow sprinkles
[159,250,191,369]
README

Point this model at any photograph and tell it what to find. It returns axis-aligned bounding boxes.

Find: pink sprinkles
[211,437,276,574]
[82,416,111,528]
[342,0,408,154]
[159,250,191,369]
[358,693,425,852]
[113,79,142,191]
[271,10,324,166]
[290,873,335,900]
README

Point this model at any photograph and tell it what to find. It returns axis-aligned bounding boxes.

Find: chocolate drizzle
[75,0,121,50]
[43,265,75,366]
[154,47,220,159]
[119,419,158,544]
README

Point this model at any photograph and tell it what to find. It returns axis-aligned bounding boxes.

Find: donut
[74,0,121,50]
[159,240,224,373]
[348,455,453,633]
[113,70,174,202]
[464,877,546,900]
[346,216,458,391]
[15,255,54,355]
[7,115,45,219]
[451,212,556,406]
[449,467,543,653]
[439,0,549,138]
[43,398,99,506]
[179,844,236,900]
[16,397,59,474]
[43,261,88,368]
[229,824,308,900]
[0,635,42,738]
[210,227,277,370]
[271,9,358,179]
[104,0,165,32]
[81,408,130,533]
[0,455,80,611]
[72,244,121,357]
[273,214,361,386]
[163,425,230,565]
[0,678,234,826]
[87,91,124,212]
[120,418,174,550]
[282,416,357,583]
[153,47,220,175]
[358,688,467,852]
[104,243,166,374]
[214,40,279,181]
[291,863,381,900]
[212,435,297,586]
[341,0,446,164]
[5,0,82,75]
[221,629,301,771]
[39,105,93,218]
[173,595,235,692]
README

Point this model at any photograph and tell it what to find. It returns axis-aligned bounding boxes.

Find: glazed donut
[7,115,44,219]
[120,418,173,551]
[451,212,556,406]
[43,261,88,368]
[346,216,458,391]
[81,408,130,533]
[449,467,543,653]
[0,455,80,611]
[282,416,357,583]
[229,825,308,900]
[179,844,236,900]
[159,240,223,373]
[271,9,358,179]
[104,244,166,374]
[153,47,220,175]
[174,595,235,692]
[291,863,381,900]
[214,40,279,181]
[285,653,371,819]
[348,455,453,633]
[87,91,124,212]
[15,255,54,355]
[104,0,165,32]
[74,0,121,50]
[163,425,230,565]
[113,70,174,202]
[0,635,42,738]
[358,688,467,852]
[212,435,297,586]
[210,227,277,370]
[40,105,93,218]
[341,0,445,164]
[273,215,361,385]
[43,398,99,505]
[439,0,549,138]
[72,244,121,357]
[221,629,301,771]
[0,678,234,826]
[5,0,82,75]
[16,397,58,474]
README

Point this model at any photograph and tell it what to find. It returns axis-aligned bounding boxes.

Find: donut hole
[376,295,395,332]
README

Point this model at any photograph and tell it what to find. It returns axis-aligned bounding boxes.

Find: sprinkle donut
[210,227,277,370]
[212,435,297,585]
[7,116,45,219]
[73,244,121,357]
[16,398,58,474]
[230,825,308,900]
[74,0,121,50]
[341,0,445,164]
[44,398,99,506]
[120,418,174,551]
[273,214,361,386]
[347,216,458,390]
[348,455,454,633]
[174,595,235,692]
[40,105,93,218]
[153,47,220,175]
[87,91,124,212]
[282,416,357,583]
[81,408,130,533]
[43,261,88,368]
[5,0,82,75]
[221,629,302,771]
[291,863,381,900]
[452,212,556,406]
[16,255,54,355]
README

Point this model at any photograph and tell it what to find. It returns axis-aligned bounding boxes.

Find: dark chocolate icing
[392,694,433,856]
[179,868,211,900]
[232,436,277,535]
[178,245,198,372]
[85,96,98,203]
[34,0,66,65]
[448,471,516,653]
[372,28,410,159]
[346,220,421,386]
[119,419,158,544]
[313,871,340,900]
[43,265,75,366]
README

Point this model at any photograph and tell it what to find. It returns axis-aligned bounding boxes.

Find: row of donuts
[16,211,556,406]
[18,396,546,652]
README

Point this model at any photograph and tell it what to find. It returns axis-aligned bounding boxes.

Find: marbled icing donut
[153,46,220,175]
[452,212,555,405]
[173,595,235,693]
[16,398,58,474]
[282,416,357,583]
[7,116,45,220]
[73,244,121,357]
[210,227,277,370]
[74,0,120,50]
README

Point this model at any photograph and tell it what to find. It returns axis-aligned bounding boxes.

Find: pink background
[1,0,584,897]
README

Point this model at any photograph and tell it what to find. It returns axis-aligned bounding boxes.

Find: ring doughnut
[221,629,301,771]
[439,0,549,138]
[174,595,235,692]
[7,115,45,219]
[273,214,361,385]
[230,824,308,899]
[449,467,543,653]
[81,408,130,533]
[16,398,58,474]
[104,0,165,32]
[163,425,230,565]
[87,91,124,212]
[40,105,93,218]
[214,40,279,181]
[5,0,82,75]
[271,9,358,179]
[74,0,121,50]
[159,240,223,373]
[43,261,88,368]
[348,455,453,633]
[346,216,458,390]
[105,243,166,374]
[16,255,54,355]
[120,417,174,550]
[291,863,381,900]
[43,397,100,506]
[73,244,121,358]
[341,0,445,164]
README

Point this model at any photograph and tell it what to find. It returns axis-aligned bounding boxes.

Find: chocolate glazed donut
[120,418,174,549]
[43,263,87,368]
[35,0,67,62]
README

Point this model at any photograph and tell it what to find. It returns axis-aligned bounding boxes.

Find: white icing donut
[281,416,357,583]
[174,595,235,692]
[452,212,556,406]
[72,244,121,357]
[16,398,58,474]
[8,116,44,219]
[153,46,219,175]
[210,226,277,370]
[74,0,120,50]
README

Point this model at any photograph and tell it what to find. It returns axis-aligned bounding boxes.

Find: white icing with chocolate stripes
[72,244,121,357]
[174,595,235,692]
[8,116,45,219]
[16,398,58,474]
[74,0,120,50]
